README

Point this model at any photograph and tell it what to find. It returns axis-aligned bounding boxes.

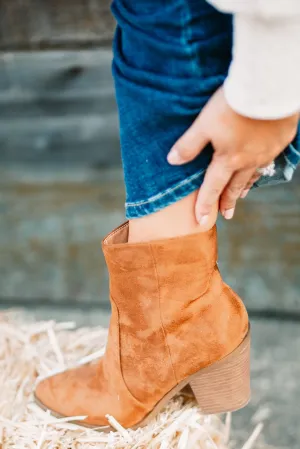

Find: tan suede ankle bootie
[35,222,250,430]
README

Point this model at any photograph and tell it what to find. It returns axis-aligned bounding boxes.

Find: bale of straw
[0,311,263,449]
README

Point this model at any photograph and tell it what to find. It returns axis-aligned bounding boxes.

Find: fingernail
[224,208,235,220]
[167,147,183,165]
[240,189,250,199]
[198,215,209,225]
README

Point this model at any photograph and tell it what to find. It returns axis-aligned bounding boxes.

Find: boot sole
[34,330,251,431]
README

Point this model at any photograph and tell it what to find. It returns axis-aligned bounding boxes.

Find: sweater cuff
[224,14,300,119]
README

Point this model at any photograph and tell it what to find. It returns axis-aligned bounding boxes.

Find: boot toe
[34,364,113,427]
[35,372,67,417]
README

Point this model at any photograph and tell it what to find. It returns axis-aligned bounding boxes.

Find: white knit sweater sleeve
[207,0,300,119]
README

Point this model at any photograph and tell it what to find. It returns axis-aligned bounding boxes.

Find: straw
[0,311,265,449]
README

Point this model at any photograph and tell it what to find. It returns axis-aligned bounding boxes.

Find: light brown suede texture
[35,222,249,428]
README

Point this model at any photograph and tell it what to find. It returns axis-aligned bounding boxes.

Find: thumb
[167,112,210,165]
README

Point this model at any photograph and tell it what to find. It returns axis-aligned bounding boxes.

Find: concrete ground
[10,305,297,449]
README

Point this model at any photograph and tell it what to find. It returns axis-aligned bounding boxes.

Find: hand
[167,87,299,223]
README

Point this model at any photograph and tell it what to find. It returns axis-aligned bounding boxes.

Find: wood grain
[0,0,115,50]
[0,50,121,168]
[1,167,300,311]
[0,49,299,313]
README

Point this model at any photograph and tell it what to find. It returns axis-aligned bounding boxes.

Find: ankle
[128,192,218,243]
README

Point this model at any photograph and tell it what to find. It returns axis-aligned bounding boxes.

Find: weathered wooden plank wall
[1,162,300,312]
[219,176,300,314]
[0,0,120,307]
[0,3,299,315]
[0,167,125,307]
[0,50,120,168]
[0,48,123,308]
[0,0,114,50]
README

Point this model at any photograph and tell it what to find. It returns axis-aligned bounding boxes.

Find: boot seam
[102,221,128,245]
[222,284,249,346]
[110,295,148,409]
[149,244,178,385]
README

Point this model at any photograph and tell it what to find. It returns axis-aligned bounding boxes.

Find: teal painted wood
[0,50,114,94]
[218,173,300,314]
[0,166,300,311]
[0,167,125,305]
[0,50,121,167]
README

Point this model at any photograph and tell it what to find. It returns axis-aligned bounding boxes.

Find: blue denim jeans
[111,0,300,218]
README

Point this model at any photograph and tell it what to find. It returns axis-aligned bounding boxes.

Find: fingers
[240,172,260,198]
[219,169,255,219]
[167,113,210,165]
[196,202,219,233]
[195,158,233,224]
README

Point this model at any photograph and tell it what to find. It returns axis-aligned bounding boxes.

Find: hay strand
[0,311,264,448]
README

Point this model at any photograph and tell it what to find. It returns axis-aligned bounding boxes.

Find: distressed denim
[111,0,300,218]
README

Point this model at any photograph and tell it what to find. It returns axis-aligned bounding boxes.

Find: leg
[34,0,250,429]
[129,192,218,242]
[112,0,232,224]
